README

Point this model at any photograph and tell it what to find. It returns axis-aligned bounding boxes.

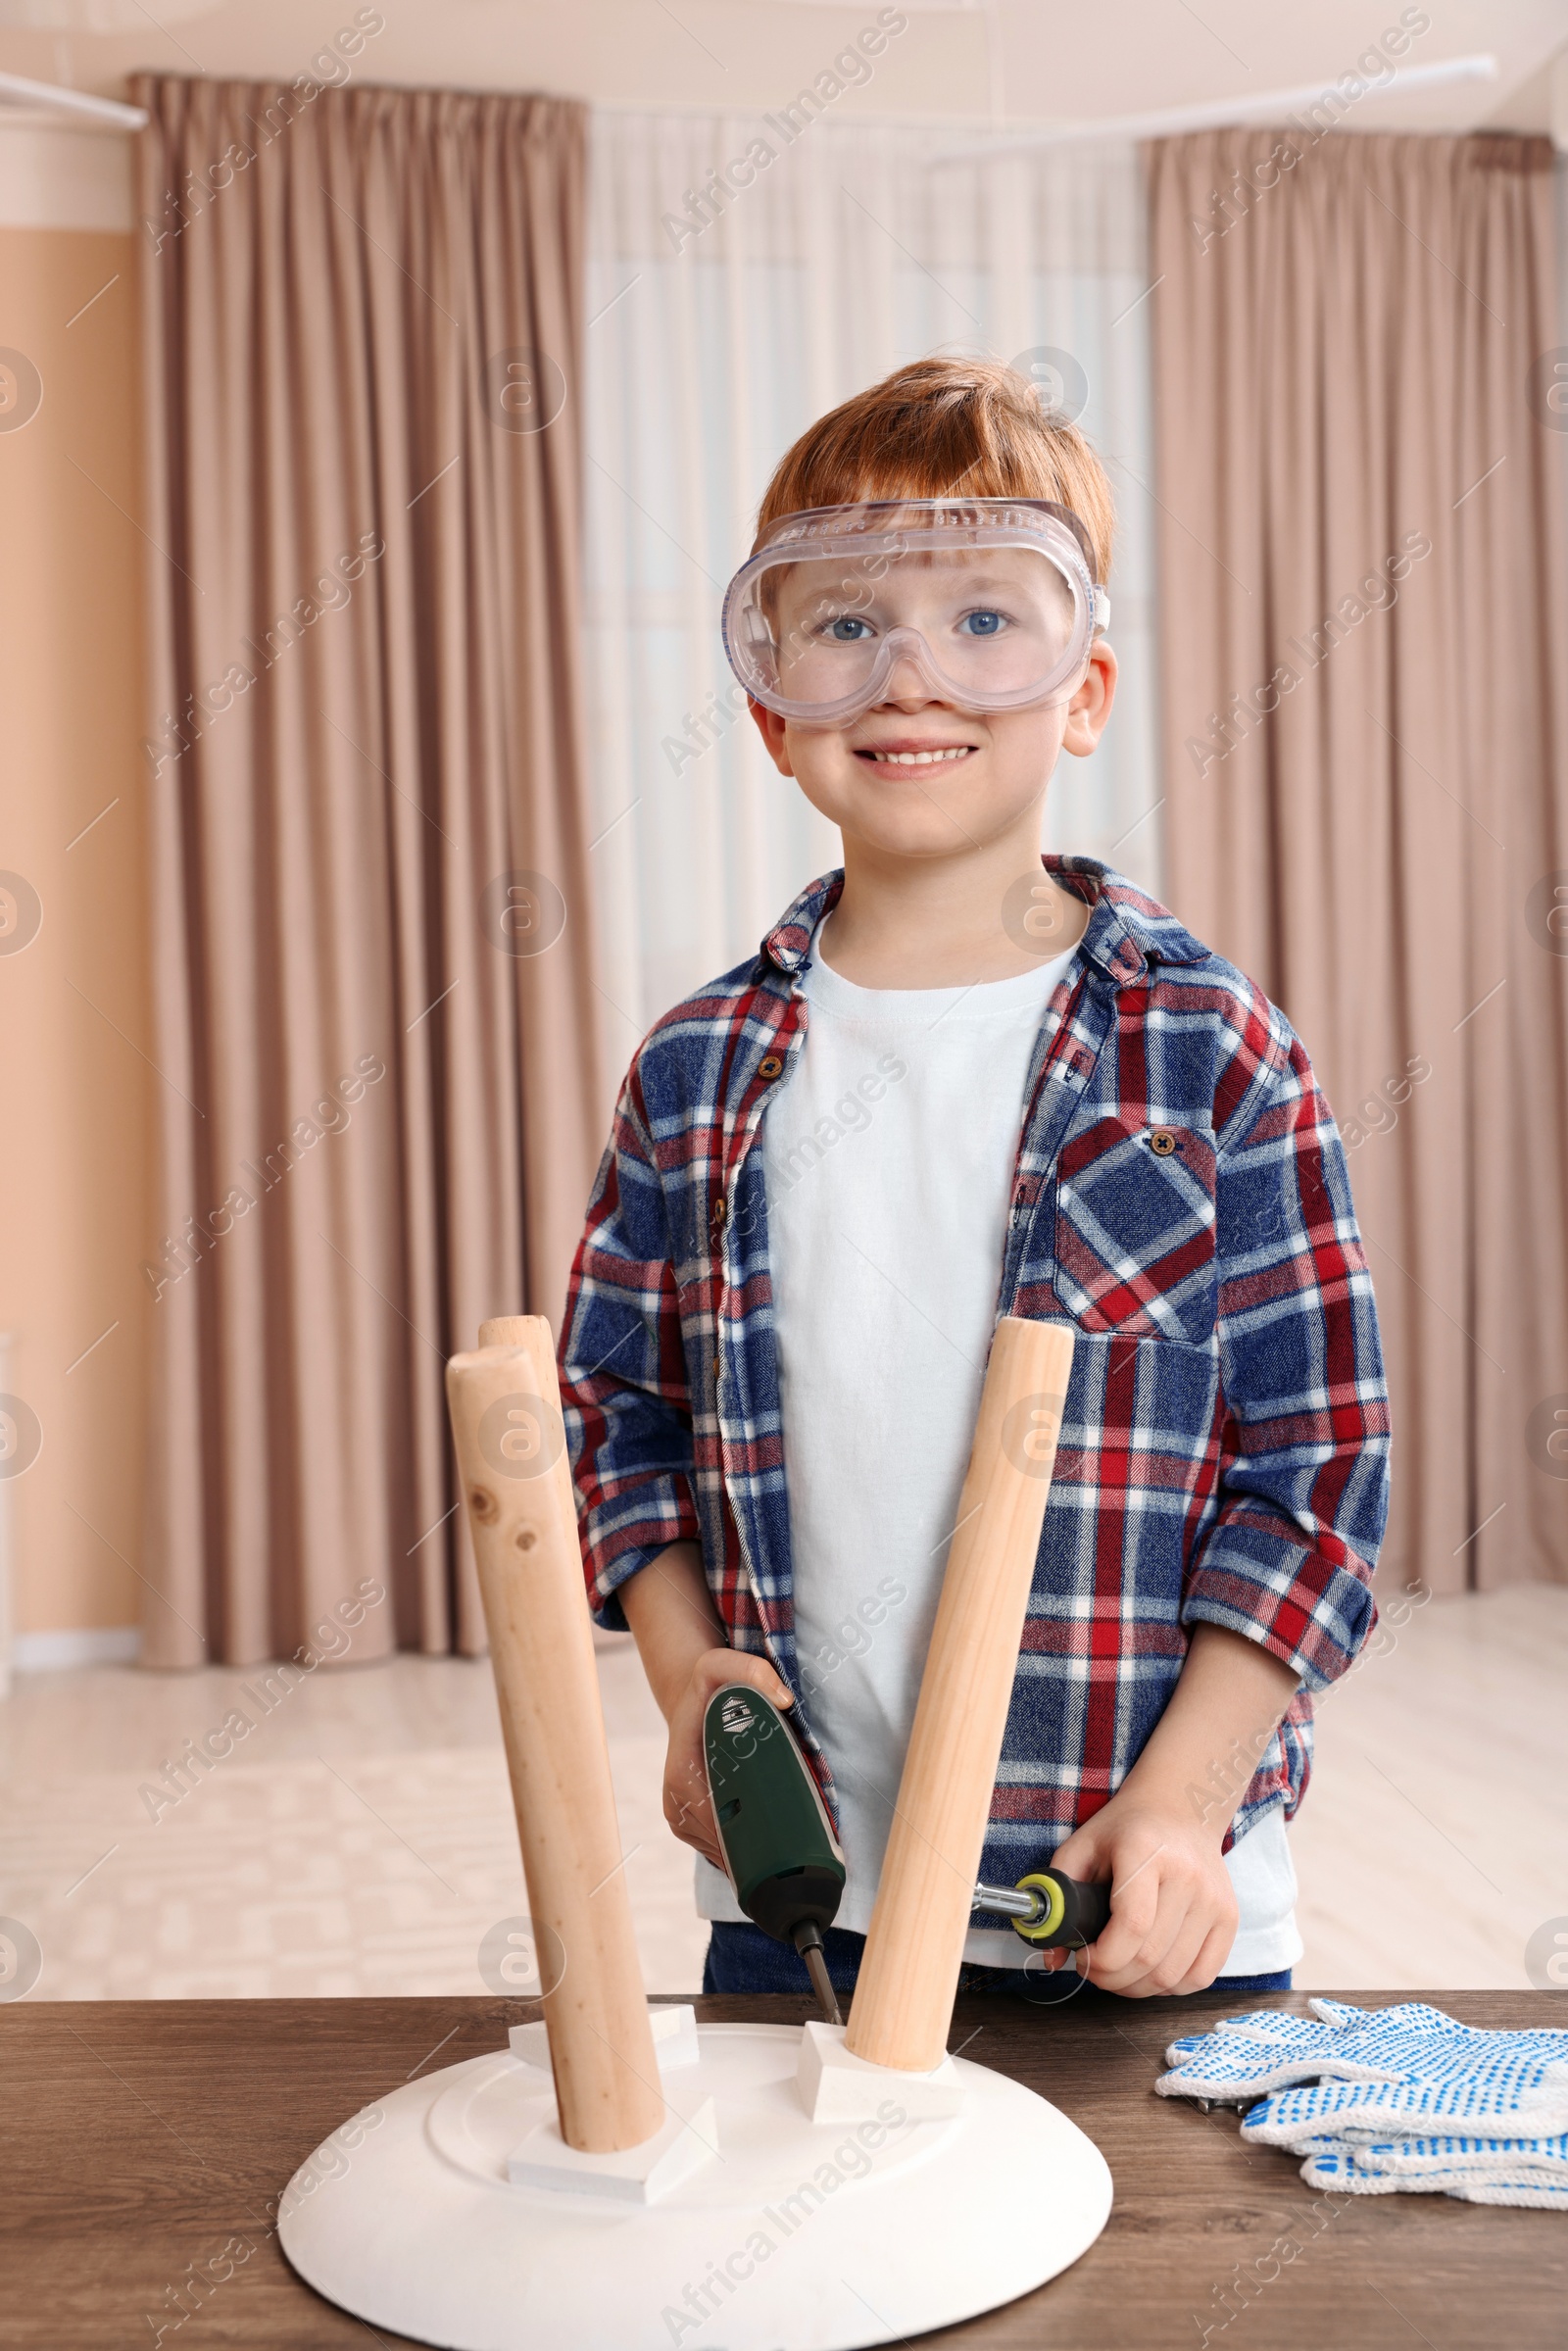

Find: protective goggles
[720,497,1109,728]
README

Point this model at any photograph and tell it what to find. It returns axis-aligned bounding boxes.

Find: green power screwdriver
[704,1683,848,2024]
[704,1683,1114,2024]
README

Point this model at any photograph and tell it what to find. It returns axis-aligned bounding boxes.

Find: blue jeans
[702,1921,1292,2001]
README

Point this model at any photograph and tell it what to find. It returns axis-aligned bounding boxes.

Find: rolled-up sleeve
[558,1070,700,1629]
[1184,1030,1391,1688]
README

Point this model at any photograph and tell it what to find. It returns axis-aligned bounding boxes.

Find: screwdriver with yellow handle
[970,1867,1113,1950]
[704,1682,1112,2025]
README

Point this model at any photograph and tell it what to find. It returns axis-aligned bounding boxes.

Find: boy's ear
[1060,641,1117,761]
[748,695,796,777]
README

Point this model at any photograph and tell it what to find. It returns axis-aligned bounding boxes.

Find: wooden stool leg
[844,1316,1075,2073]
[446,1318,663,2151]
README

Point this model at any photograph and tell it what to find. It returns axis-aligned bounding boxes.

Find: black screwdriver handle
[1048,1865,1113,1949]
[1010,1860,1114,1949]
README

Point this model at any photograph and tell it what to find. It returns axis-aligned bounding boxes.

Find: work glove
[1156,1998,1568,2209]
[1293,2134,1568,2208]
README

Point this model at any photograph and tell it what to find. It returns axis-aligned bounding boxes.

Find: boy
[560,357,1390,2002]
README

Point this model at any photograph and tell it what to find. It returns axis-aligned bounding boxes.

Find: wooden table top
[3,1988,1562,2348]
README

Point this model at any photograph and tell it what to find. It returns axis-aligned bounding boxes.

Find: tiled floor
[0,1592,1562,2000]
[1288,1586,1567,1989]
[0,1637,705,2001]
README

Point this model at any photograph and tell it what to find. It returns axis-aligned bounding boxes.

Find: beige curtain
[1149,129,1568,1596]
[132,77,602,1666]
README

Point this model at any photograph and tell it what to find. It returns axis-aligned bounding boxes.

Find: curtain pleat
[1148,128,1568,1594]
[133,77,602,1665]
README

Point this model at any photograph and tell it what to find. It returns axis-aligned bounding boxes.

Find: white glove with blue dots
[1155,1999,1568,2209]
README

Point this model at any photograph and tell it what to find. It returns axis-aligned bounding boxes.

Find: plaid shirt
[560,857,1390,1869]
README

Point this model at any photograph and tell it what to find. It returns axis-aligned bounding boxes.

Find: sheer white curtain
[584,111,1158,1042]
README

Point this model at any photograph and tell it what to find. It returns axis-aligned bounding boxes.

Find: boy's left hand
[1045,1794,1239,1998]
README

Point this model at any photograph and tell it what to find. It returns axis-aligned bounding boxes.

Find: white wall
[1,0,1563,131]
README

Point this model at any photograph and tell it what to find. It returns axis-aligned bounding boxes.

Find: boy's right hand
[615,1540,796,1870]
[662,1647,797,1871]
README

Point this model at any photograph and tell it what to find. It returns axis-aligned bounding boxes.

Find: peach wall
[0,219,150,1637]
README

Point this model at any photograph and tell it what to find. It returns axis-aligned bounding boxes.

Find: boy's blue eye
[960,609,1006,637]
[825,614,871,642]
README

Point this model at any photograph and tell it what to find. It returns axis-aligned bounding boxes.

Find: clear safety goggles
[721,498,1109,728]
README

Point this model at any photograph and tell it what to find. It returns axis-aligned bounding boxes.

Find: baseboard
[11,1626,141,1672]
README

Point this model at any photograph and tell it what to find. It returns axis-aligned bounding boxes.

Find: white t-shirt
[694,929,1300,1976]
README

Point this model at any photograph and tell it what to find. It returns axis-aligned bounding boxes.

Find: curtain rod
[929,53,1498,165]
[0,52,1500,150]
[0,71,147,131]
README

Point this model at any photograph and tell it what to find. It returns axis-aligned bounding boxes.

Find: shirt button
[1150,1128,1178,1156]
[759,1053,784,1079]
[712,1355,721,1378]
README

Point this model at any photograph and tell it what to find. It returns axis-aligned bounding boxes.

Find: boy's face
[746,549,1116,859]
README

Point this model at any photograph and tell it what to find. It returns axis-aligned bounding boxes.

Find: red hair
[756,354,1114,580]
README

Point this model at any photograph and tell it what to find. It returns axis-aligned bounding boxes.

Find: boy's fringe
[756,355,1115,580]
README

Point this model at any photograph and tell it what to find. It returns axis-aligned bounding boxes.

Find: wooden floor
[0,1589,1562,1999]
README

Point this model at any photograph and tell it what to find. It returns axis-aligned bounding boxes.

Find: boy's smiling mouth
[854,738,979,766]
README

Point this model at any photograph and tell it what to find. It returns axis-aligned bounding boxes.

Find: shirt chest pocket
[1052,1113,1218,1345]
